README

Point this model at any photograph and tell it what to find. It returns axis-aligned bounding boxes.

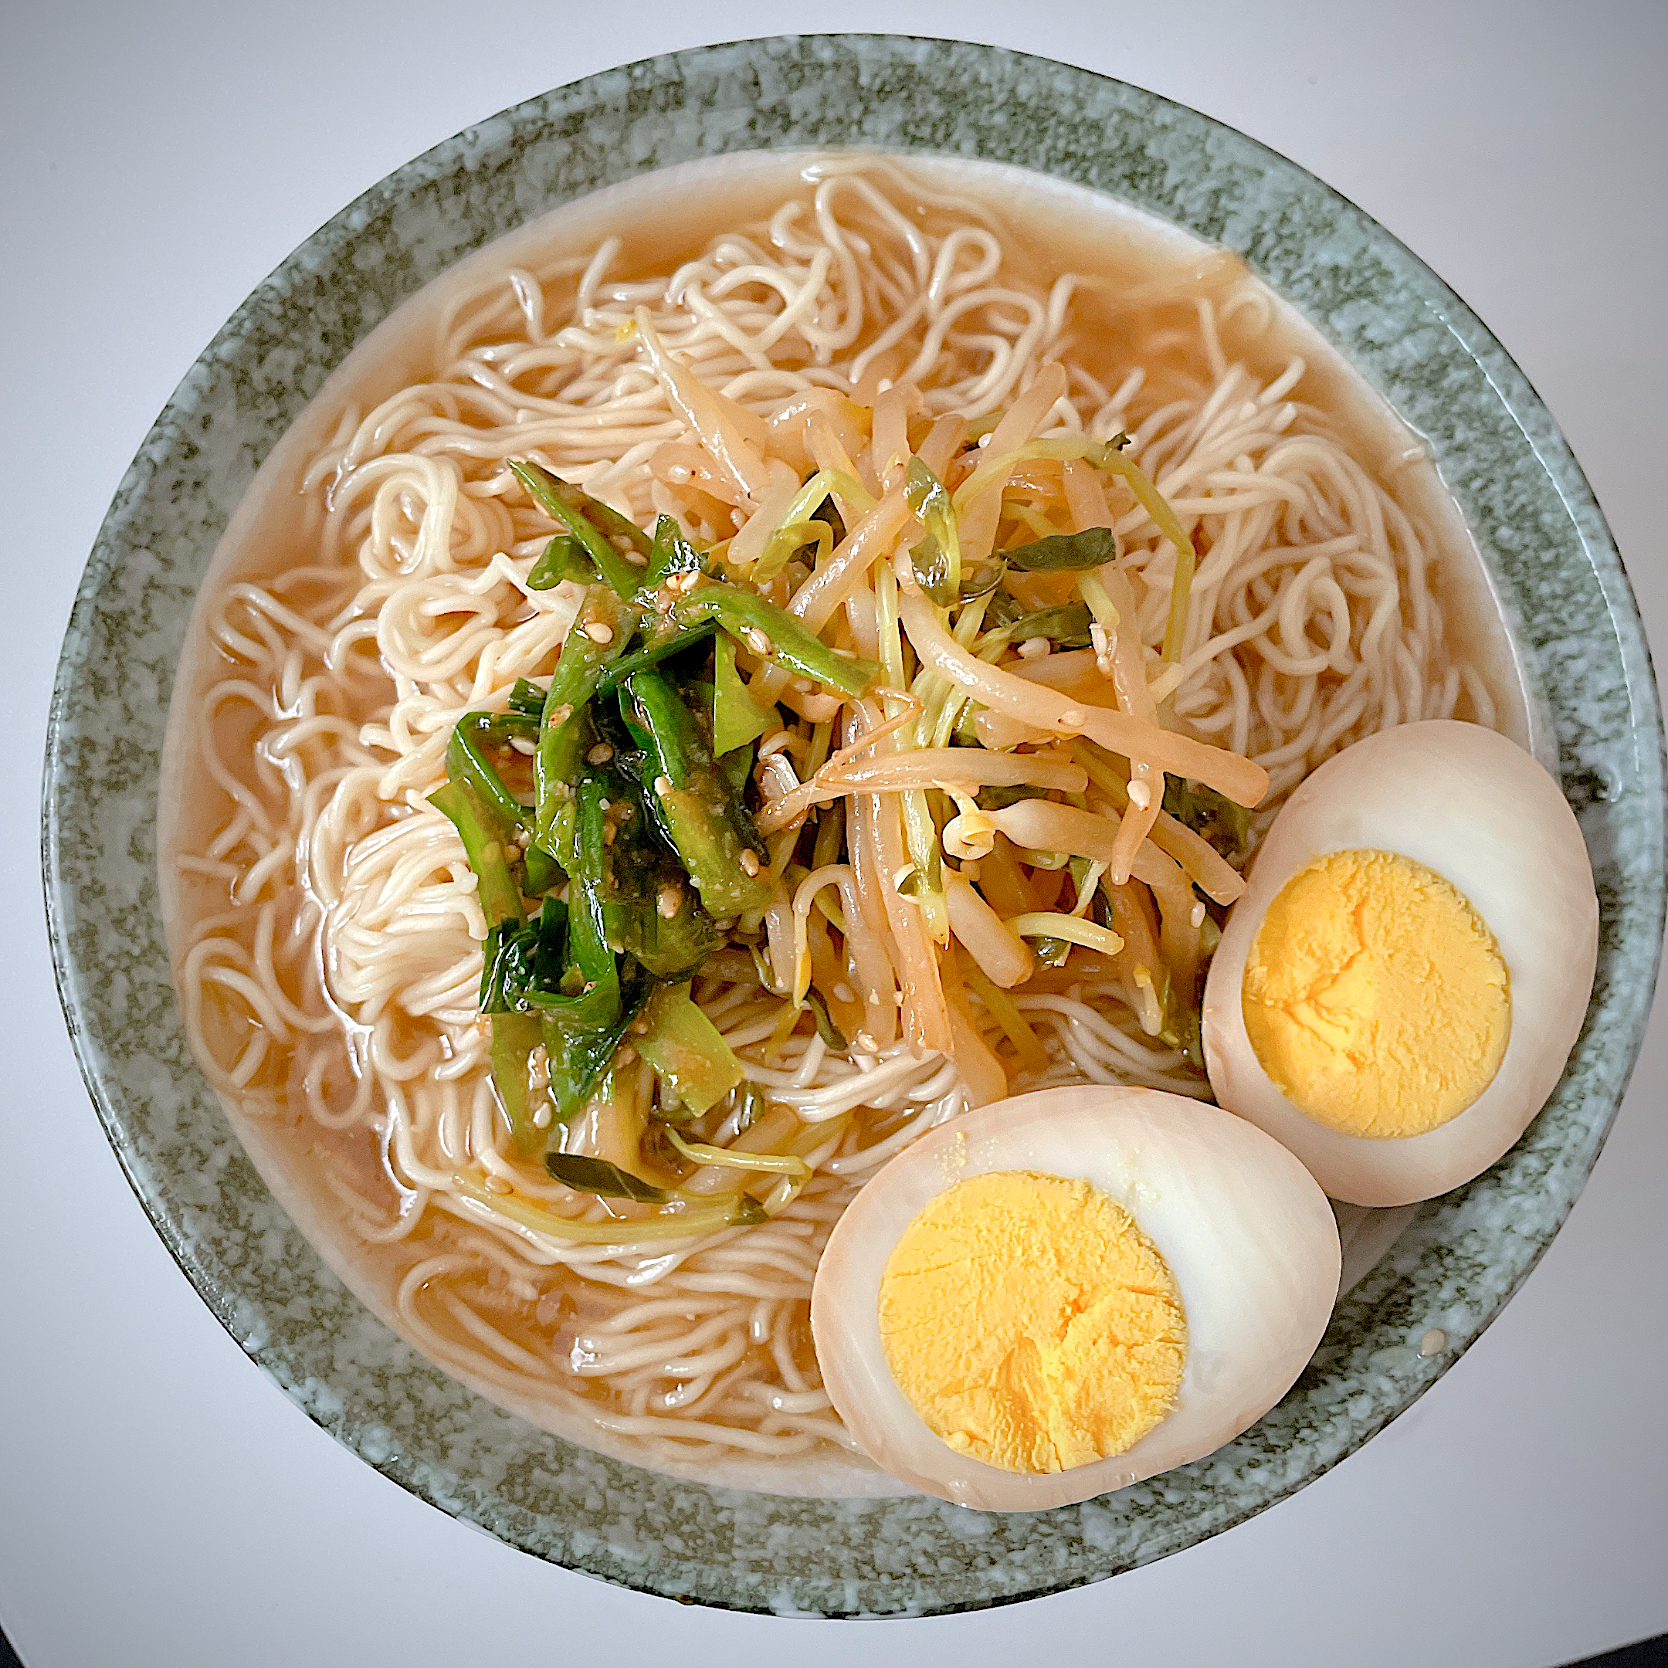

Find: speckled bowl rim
[42,35,1665,1618]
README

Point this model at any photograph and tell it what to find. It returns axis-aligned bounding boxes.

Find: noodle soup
[161,153,1533,1495]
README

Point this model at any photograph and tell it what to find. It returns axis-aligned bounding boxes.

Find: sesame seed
[615,1045,637,1067]
[532,1104,553,1129]
[584,620,615,644]
[549,703,572,726]
[1128,779,1152,810]
[587,742,614,765]
[1190,901,1207,929]
[1017,636,1051,661]
[484,1175,512,1195]
[653,774,673,797]
[509,736,536,755]
[833,982,856,1004]
[657,884,683,918]
[744,628,773,656]
[1059,708,1085,726]
[1419,1328,1447,1357]
[739,849,762,876]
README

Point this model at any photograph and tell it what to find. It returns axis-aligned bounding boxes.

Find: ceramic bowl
[43,36,1664,1616]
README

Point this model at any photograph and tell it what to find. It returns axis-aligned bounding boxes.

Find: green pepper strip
[510,460,646,600]
[540,990,646,1130]
[574,486,654,558]
[446,717,531,835]
[622,670,772,920]
[446,715,564,894]
[670,583,878,697]
[533,777,632,1124]
[508,678,547,717]
[596,781,719,981]
[527,533,595,590]
[595,621,717,694]
[490,1014,546,1158]
[635,982,744,1116]
[644,514,706,589]
[556,777,618,1013]
[712,632,775,756]
[534,588,635,857]
[428,778,523,927]
[428,779,549,1152]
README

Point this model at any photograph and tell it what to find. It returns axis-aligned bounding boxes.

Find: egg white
[810,1085,1340,1512]
[1202,720,1598,1207]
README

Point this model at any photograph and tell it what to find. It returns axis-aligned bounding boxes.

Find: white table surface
[3,4,1664,1664]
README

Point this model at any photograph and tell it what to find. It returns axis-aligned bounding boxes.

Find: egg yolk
[1242,848,1511,1140]
[876,1171,1187,1475]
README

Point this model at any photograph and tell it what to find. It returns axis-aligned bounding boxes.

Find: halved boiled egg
[810,1084,1340,1511]
[1202,721,1597,1208]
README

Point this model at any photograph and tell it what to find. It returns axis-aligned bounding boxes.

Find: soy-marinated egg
[1202,721,1598,1207]
[810,1085,1340,1511]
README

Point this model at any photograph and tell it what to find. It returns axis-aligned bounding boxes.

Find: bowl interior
[43,35,1664,1617]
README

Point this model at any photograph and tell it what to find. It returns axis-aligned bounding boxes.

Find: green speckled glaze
[43,37,1664,1616]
